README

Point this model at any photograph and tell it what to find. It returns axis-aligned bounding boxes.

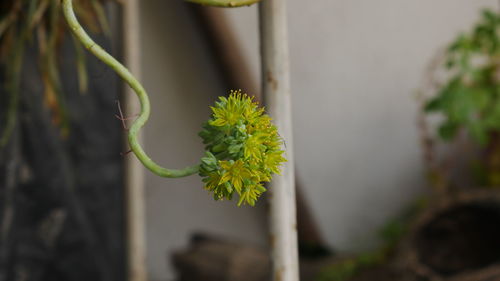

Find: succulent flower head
[199,90,287,206]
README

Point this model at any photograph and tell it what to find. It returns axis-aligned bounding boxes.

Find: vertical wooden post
[123,1,147,281]
[259,1,299,281]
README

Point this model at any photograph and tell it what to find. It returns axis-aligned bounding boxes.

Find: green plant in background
[316,251,386,281]
[0,0,112,147]
[319,8,500,281]
[316,198,427,281]
[62,0,284,206]
[424,9,500,186]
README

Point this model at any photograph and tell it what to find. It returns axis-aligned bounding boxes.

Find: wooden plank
[259,1,299,280]
[123,1,147,280]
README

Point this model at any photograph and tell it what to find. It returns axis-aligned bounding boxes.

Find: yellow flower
[255,171,272,183]
[243,133,266,160]
[219,160,252,192]
[247,115,272,134]
[264,151,287,175]
[199,90,288,206]
[203,172,222,191]
[264,130,283,148]
[209,90,257,127]
[243,103,264,125]
[238,184,266,206]
[209,105,240,127]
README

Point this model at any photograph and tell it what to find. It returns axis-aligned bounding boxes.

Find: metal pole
[123,0,147,280]
[259,1,299,280]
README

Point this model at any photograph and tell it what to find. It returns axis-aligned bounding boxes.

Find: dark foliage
[0,33,125,281]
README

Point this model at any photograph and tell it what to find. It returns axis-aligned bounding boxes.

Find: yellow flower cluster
[199,90,287,206]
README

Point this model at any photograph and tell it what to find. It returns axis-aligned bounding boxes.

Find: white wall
[139,2,268,281]
[223,0,498,250]
[139,1,497,280]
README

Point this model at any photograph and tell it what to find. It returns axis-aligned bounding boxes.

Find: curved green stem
[62,0,199,178]
[185,0,261,7]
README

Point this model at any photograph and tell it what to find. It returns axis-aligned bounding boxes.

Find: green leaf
[438,122,459,141]
[483,9,497,23]
[445,59,455,69]
[424,96,443,112]
[228,144,243,155]
[467,121,489,145]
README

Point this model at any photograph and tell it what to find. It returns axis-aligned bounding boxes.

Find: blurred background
[142,0,497,280]
[1,0,500,281]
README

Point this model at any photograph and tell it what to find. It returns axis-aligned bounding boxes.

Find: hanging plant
[0,0,113,146]
[62,0,285,206]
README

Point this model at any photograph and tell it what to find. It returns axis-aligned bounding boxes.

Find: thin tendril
[62,0,199,178]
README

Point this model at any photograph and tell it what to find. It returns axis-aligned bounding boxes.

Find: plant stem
[62,0,199,178]
[185,0,261,7]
